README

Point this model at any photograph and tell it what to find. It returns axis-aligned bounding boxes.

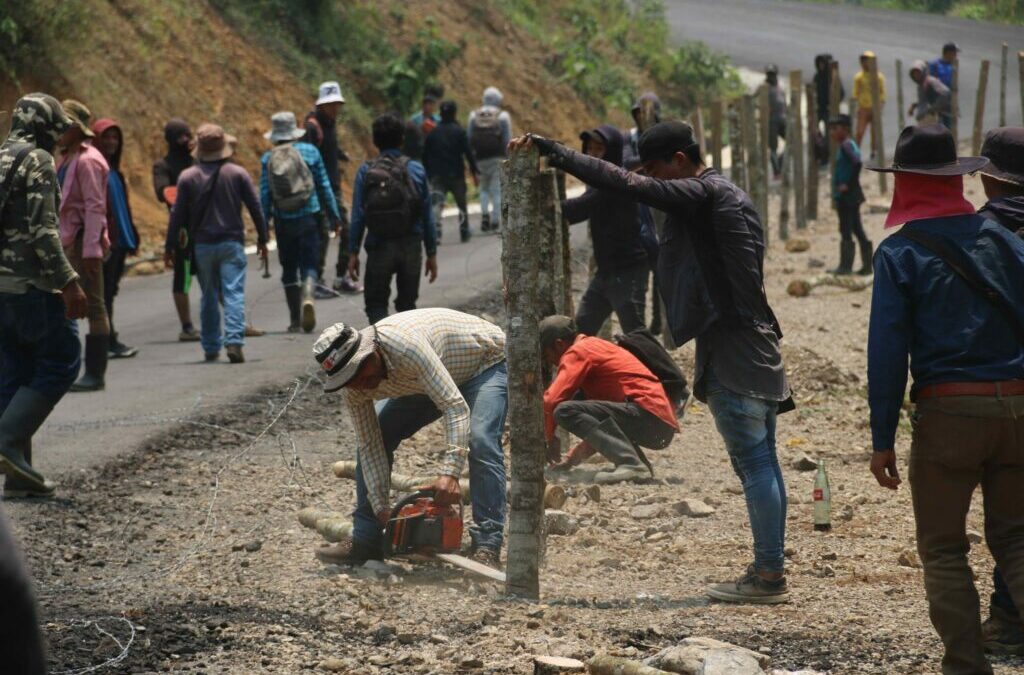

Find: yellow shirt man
[852,51,886,151]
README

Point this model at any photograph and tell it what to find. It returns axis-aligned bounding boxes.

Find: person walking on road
[562,125,649,336]
[423,100,478,243]
[909,60,953,129]
[928,41,959,89]
[853,51,886,156]
[348,114,436,324]
[867,124,1024,675]
[828,114,872,275]
[56,100,111,393]
[0,93,87,498]
[764,65,787,177]
[92,118,140,359]
[312,309,508,568]
[512,120,793,605]
[468,86,511,232]
[303,81,359,296]
[261,111,342,334]
[152,118,199,342]
[540,316,678,484]
[165,124,268,364]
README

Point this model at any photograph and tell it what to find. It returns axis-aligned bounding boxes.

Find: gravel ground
[8,174,1022,675]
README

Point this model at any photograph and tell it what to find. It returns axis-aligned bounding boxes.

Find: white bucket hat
[264,111,306,143]
[313,323,377,392]
[316,81,346,106]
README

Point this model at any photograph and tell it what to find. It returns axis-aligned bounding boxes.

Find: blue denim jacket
[868,214,1024,450]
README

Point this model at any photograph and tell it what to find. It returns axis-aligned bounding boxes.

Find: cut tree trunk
[787,274,872,297]
[587,655,672,675]
[533,655,585,674]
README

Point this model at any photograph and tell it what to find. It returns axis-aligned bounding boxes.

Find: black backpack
[613,328,689,409]
[362,155,420,239]
[470,107,505,159]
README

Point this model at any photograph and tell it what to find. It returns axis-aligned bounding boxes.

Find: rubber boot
[284,285,302,333]
[4,439,55,499]
[583,417,650,485]
[857,239,874,276]
[480,213,491,233]
[0,388,56,495]
[301,277,316,333]
[70,334,108,392]
[830,241,855,276]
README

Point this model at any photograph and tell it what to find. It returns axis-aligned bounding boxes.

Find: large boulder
[644,637,769,674]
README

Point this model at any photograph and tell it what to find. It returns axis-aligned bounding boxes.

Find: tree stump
[533,655,585,674]
[587,655,672,675]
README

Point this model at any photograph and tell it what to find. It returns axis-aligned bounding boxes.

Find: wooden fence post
[951,57,960,142]
[743,94,766,237]
[710,100,724,171]
[828,60,842,175]
[999,43,1008,127]
[757,85,771,242]
[805,83,819,222]
[972,60,990,156]
[789,70,806,231]
[895,58,906,132]
[536,168,560,319]
[867,55,887,194]
[691,106,706,161]
[501,148,546,601]
[554,170,573,318]
[730,101,747,190]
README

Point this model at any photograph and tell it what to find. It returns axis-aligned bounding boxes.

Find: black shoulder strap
[897,228,1024,344]
[0,144,35,215]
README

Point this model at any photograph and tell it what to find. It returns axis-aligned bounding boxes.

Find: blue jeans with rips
[194,241,247,356]
[0,288,80,406]
[351,361,508,552]
[705,367,787,573]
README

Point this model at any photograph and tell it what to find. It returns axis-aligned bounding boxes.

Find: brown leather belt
[915,380,1024,400]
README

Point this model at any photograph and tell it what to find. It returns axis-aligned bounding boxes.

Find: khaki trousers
[909,394,1024,675]
[64,237,110,335]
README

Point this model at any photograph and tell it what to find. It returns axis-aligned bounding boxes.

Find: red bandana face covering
[884,172,976,228]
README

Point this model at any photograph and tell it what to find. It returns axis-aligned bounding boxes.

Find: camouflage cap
[10,93,74,150]
[61,99,95,138]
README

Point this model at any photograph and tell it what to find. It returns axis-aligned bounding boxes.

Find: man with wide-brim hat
[866,123,1024,674]
[311,308,508,569]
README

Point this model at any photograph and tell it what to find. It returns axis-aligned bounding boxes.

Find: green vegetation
[798,0,1022,24]
[501,0,743,117]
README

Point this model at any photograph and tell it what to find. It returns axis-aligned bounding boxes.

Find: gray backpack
[268,143,314,212]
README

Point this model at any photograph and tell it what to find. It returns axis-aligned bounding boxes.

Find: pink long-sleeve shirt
[58,141,110,259]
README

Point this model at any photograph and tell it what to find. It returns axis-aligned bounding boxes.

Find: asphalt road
[37,215,585,477]
[664,0,1023,149]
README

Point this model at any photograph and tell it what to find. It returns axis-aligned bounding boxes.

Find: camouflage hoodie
[0,93,78,293]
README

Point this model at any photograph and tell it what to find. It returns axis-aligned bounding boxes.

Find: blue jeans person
[0,289,81,407]
[193,241,247,356]
[275,215,321,287]
[352,361,508,552]
[705,367,787,573]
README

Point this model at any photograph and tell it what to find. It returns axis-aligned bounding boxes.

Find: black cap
[828,113,852,127]
[870,124,988,175]
[980,127,1024,186]
[538,315,577,349]
[638,120,698,164]
[765,63,779,75]
[942,41,960,53]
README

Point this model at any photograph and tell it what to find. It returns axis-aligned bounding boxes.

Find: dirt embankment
[1,1,603,263]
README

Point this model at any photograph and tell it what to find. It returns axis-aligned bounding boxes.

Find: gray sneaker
[593,464,649,485]
[707,565,790,604]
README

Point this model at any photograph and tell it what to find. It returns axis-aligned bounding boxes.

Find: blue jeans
[705,368,787,573]
[0,289,80,406]
[275,215,321,287]
[352,361,508,551]
[194,241,247,355]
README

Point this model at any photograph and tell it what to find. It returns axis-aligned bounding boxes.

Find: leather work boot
[0,388,56,495]
[583,417,650,485]
[315,539,383,566]
[70,334,108,392]
[468,547,501,569]
[983,604,1024,655]
[225,344,245,364]
[301,277,316,333]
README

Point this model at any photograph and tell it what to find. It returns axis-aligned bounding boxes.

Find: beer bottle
[813,459,831,532]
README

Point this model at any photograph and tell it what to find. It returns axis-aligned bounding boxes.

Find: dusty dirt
[8,173,1022,674]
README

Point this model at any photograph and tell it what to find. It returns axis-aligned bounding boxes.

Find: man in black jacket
[562,125,649,336]
[423,101,478,243]
[511,121,793,605]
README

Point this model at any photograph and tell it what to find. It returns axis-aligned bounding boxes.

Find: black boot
[857,239,874,276]
[301,277,316,333]
[585,418,650,485]
[4,439,55,499]
[0,388,56,495]
[480,213,491,232]
[284,285,302,333]
[70,335,108,392]
[831,241,855,275]
[108,332,138,359]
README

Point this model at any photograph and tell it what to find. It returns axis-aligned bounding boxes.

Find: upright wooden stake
[536,168,560,319]
[743,94,766,235]
[757,85,771,241]
[710,100,724,171]
[895,58,906,131]
[972,60,990,156]
[999,43,1008,127]
[805,83,819,222]
[951,57,960,142]
[554,171,573,318]
[501,148,546,601]
[789,70,806,231]
[730,101,747,190]
[867,55,887,194]
[828,61,842,174]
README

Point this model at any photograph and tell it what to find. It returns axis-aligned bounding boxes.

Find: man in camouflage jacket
[0,93,87,498]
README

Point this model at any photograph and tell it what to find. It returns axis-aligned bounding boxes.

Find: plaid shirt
[259,141,341,223]
[342,308,506,514]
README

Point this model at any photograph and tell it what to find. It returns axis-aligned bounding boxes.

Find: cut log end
[543,484,567,510]
[533,655,585,674]
[587,655,672,675]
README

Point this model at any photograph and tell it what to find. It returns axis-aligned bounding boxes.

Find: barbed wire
[51,616,136,675]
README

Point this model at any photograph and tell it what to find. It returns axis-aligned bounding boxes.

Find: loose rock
[545,510,580,536]
[672,499,715,518]
[791,454,818,471]
[630,504,664,520]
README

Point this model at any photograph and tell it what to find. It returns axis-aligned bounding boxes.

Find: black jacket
[422,121,478,180]
[548,146,782,347]
[561,125,648,274]
[979,196,1024,238]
